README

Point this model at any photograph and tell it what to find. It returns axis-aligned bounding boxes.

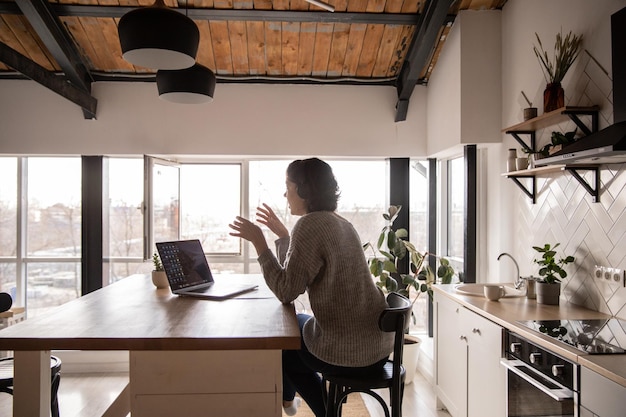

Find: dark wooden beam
[395,0,456,122]
[0,41,97,117]
[15,0,96,119]
[0,3,420,25]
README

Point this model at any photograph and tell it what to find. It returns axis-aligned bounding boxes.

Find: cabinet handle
[472,328,481,335]
[459,335,467,341]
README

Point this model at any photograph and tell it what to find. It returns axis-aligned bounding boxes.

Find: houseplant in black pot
[532,243,575,305]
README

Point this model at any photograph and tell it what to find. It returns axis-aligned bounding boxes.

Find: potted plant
[533,30,583,112]
[151,251,169,289]
[532,243,575,305]
[363,205,456,383]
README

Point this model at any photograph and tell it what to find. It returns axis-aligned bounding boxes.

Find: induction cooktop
[517,318,626,354]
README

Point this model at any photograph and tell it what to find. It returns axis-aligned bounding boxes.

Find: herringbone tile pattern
[513,53,626,319]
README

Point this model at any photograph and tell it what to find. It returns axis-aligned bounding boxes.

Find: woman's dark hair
[287,158,340,212]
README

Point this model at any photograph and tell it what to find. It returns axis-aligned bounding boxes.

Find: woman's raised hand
[228,216,269,255]
[256,203,289,239]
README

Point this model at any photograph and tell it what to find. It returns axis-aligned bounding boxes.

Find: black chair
[0,355,62,417]
[323,292,412,417]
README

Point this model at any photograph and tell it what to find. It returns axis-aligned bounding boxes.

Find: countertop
[432,284,626,387]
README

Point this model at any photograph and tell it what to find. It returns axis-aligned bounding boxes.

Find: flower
[534,30,583,84]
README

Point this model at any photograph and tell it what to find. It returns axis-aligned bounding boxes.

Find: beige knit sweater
[258,211,394,367]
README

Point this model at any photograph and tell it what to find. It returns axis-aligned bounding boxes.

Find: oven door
[501,358,578,417]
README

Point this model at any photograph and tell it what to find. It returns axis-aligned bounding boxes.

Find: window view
[180,164,241,254]
[107,158,147,283]
[0,157,17,294]
[26,157,82,317]
[409,160,430,334]
[447,157,465,275]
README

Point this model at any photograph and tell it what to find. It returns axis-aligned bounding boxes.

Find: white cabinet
[434,293,505,417]
[580,366,626,417]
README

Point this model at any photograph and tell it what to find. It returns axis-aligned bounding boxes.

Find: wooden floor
[0,370,451,417]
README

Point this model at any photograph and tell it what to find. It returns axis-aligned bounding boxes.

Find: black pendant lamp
[118,0,199,70]
[156,64,216,104]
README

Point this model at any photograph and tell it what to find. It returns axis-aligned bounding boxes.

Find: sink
[454,283,525,298]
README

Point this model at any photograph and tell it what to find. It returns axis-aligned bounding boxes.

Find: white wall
[0,81,429,158]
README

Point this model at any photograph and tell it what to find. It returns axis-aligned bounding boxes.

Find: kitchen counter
[433,284,626,387]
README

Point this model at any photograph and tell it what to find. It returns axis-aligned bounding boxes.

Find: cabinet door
[434,293,468,417]
[464,308,505,417]
[581,366,626,417]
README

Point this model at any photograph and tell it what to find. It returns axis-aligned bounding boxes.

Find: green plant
[534,30,583,84]
[532,243,575,284]
[550,129,578,148]
[363,205,456,304]
[152,252,164,271]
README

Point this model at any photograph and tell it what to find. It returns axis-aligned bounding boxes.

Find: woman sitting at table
[229,158,394,417]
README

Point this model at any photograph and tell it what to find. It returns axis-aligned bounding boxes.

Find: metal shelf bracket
[510,176,537,204]
[564,166,601,203]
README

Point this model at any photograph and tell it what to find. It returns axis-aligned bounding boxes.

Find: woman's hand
[229,216,269,255]
[256,203,289,239]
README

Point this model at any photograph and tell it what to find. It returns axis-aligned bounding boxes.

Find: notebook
[156,239,257,300]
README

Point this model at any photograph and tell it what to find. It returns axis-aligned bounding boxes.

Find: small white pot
[151,271,169,289]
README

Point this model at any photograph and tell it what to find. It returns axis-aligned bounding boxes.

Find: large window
[409,160,429,333]
[3,157,390,316]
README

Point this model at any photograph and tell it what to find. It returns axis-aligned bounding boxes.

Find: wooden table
[0,274,300,417]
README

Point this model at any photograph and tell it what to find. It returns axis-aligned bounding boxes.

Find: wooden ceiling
[0,0,507,120]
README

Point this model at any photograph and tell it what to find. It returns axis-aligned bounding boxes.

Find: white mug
[484,285,505,301]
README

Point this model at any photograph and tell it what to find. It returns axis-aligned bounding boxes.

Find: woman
[229,158,393,417]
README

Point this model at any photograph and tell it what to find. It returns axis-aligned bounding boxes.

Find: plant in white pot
[363,205,456,383]
[532,243,575,305]
[151,251,169,289]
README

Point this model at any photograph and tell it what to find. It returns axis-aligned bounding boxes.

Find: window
[107,158,147,283]
[409,160,429,333]
[0,157,17,294]
[26,157,82,317]
[447,157,465,260]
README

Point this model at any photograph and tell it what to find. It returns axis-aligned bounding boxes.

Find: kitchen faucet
[497,252,524,289]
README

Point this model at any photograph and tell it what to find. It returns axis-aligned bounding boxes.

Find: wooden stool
[0,355,62,417]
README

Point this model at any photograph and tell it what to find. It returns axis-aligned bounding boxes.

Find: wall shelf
[502,106,601,203]
[503,106,600,153]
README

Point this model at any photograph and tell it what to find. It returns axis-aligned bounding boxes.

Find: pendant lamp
[118,0,199,70]
[156,64,216,104]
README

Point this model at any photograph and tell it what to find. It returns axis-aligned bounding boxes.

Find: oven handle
[500,358,574,401]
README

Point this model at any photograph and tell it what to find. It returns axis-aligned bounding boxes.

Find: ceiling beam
[0,41,97,118]
[394,0,456,122]
[0,3,419,25]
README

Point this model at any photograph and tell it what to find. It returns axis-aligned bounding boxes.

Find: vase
[151,270,169,289]
[507,149,517,172]
[543,82,564,113]
[535,282,561,305]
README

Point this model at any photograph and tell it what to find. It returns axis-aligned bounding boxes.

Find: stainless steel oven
[501,331,578,417]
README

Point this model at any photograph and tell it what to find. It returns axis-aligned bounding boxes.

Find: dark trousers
[282,314,387,417]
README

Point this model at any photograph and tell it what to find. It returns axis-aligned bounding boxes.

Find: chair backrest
[379,292,412,383]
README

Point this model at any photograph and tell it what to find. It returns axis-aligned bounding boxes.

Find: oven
[501,331,578,417]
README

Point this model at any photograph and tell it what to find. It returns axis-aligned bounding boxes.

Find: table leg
[13,350,51,417]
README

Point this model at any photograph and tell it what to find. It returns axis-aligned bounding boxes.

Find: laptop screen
[156,240,214,291]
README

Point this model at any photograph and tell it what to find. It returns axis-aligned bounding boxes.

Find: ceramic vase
[151,270,169,289]
[543,82,564,113]
[535,282,561,305]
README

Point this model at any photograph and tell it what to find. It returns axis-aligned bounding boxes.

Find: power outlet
[594,265,625,287]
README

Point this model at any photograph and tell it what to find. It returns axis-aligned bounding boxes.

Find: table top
[0,274,301,351]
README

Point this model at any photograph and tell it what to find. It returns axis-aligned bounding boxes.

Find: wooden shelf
[503,106,600,134]
[502,105,601,204]
[501,165,565,177]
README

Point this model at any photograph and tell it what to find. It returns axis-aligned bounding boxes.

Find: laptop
[156,239,257,300]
